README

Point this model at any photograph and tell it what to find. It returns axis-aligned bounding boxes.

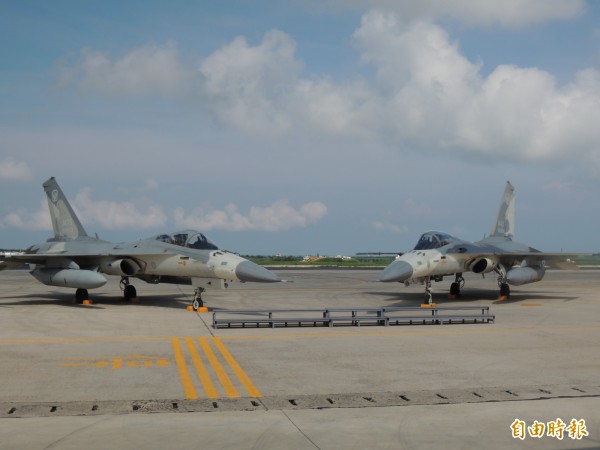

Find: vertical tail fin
[490,181,515,238]
[43,177,88,239]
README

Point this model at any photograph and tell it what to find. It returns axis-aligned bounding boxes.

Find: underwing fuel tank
[31,268,107,289]
[506,266,545,286]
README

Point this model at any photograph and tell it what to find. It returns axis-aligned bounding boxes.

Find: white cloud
[199,30,302,134]
[174,200,328,231]
[2,200,51,230]
[73,187,167,229]
[0,158,34,181]
[326,0,584,27]
[59,42,194,96]
[55,9,600,174]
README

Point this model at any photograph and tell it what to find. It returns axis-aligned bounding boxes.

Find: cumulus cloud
[174,200,328,231]
[56,9,600,173]
[0,158,34,181]
[2,200,51,230]
[73,187,167,229]
[199,30,303,134]
[58,41,194,96]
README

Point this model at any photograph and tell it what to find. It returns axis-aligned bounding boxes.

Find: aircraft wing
[445,247,583,269]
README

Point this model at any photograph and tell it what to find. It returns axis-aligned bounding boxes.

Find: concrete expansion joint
[3,385,599,418]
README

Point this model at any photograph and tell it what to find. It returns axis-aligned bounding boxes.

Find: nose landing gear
[192,287,205,311]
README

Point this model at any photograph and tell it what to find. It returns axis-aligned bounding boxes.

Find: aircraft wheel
[124,284,137,300]
[425,292,432,304]
[450,282,460,296]
[75,288,88,304]
[192,296,203,311]
[500,283,510,298]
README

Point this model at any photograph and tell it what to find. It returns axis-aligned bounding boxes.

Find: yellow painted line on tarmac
[184,337,219,399]
[198,337,240,398]
[171,337,198,400]
[213,337,262,398]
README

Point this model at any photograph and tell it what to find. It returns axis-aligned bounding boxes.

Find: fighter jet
[0,177,280,310]
[378,182,580,304]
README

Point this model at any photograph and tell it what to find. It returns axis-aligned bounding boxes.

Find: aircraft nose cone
[379,260,414,282]
[235,261,280,283]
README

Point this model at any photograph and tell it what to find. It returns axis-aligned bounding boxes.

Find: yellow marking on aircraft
[213,337,262,398]
[198,337,240,398]
[185,337,219,399]
[171,338,198,400]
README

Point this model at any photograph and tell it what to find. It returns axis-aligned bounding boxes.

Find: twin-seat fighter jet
[378,182,579,304]
[0,178,280,310]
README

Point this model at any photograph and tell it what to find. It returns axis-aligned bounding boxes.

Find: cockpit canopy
[413,231,456,250]
[155,230,219,250]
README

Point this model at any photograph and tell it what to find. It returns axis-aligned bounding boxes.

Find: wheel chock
[498,295,508,301]
[420,303,437,308]
[82,299,93,305]
[187,305,209,312]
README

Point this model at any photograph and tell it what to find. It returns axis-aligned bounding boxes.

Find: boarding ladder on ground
[212,306,494,329]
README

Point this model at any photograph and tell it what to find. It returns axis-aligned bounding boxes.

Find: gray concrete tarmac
[0,268,599,449]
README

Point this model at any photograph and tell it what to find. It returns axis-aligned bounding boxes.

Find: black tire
[500,283,510,297]
[75,289,88,303]
[450,282,460,296]
[124,284,137,300]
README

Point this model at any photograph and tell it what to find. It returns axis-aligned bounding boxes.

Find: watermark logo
[511,418,588,441]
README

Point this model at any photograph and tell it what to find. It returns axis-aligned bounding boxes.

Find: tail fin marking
[490,181,515,238]
[43,177,88,239]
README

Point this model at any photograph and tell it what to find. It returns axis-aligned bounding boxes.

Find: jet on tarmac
[0,178,280,310]
[378,182,580,304]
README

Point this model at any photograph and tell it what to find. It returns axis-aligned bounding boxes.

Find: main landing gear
[120,277,137,301]
[495,266,510,299]
[75,288,88,303]
[449,274,465,298]
[192,287,205,311]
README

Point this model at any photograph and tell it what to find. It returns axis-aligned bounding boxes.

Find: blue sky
[1,0,599,255]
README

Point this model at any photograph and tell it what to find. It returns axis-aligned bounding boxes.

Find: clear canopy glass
[413,231,456,250]
[155,230,219,250]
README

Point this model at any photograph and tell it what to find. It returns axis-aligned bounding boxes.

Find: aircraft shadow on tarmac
[365,288,578,306]
[0,292,196,310]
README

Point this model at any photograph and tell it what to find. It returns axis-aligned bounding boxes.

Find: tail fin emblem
[51,190,59,204]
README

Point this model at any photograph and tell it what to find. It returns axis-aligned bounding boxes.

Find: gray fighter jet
[379,182,580,304]
[0,178,280,310]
